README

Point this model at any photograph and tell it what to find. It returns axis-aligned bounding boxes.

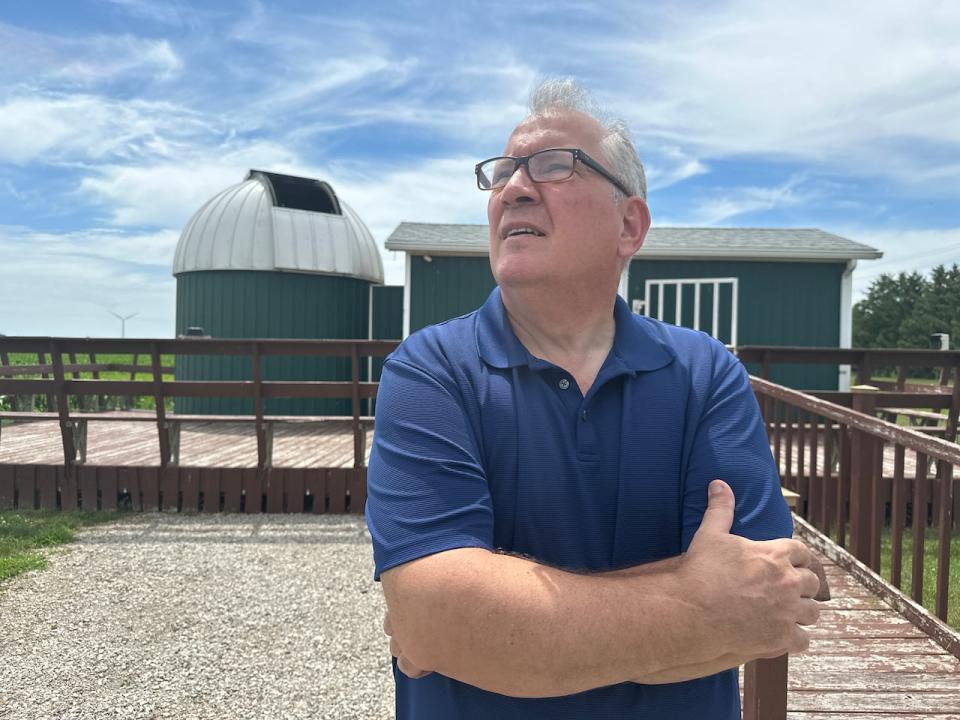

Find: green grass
[1,352,175,412]
[2,352,175,380]
[832,526,960,629]
[878,527,960,629]
[872,373,954,387]
[0,511,125,582]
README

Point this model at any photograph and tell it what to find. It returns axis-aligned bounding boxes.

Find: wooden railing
[0,352,177,412]
[0,337,400,475]
[15,339,950,717]
[738,345,960,391]
[752,376,960,635]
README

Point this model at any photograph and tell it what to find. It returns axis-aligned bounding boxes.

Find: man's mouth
[503,227,546,239]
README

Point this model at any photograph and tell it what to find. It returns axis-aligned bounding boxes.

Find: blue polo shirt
[366,287,791,720]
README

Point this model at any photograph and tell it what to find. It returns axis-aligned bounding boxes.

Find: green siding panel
[371,285,404,341]
[175,270,370,415]
[371,285,404,381]
[628,259,845,390]
[405,254,845,391]
[410,255,496,332]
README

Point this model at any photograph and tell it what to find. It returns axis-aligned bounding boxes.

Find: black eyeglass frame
[474,147,632,197]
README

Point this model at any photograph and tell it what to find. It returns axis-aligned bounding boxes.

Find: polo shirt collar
[476,287,675,372]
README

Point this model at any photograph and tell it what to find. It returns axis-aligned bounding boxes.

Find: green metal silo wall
[371,285,403,380]
[628,259,844,390]
[175,270,370,415]
[410,255,495,332]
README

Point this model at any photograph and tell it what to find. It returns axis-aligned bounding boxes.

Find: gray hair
[528,78,647,202]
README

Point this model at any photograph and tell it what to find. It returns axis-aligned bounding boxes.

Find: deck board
[0,416,369,468]
[774,435,935,479]
[769,547,960,716]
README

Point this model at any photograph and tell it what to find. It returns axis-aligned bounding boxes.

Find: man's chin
[492,266,546,289]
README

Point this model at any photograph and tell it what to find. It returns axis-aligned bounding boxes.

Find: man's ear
[618,196,651,262]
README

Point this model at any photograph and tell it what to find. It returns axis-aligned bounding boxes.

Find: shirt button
[558,378,570,390]
[581,410,588,422]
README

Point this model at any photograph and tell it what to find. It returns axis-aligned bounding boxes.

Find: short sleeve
[365,357,494,580]
[681,350,792,549]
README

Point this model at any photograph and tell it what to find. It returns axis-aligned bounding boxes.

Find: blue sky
[1,0,959,338]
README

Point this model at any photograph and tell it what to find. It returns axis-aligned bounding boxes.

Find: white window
[641,277,739,347]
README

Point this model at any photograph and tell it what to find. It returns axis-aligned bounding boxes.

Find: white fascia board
[838,259,856,391]
[634,248,883,261]
[402,253,411,339]
[385,243,489,256]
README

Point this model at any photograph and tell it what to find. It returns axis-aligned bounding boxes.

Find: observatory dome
[172,169,383,283]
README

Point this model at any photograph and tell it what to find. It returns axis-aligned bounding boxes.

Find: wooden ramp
[778,517,960,718]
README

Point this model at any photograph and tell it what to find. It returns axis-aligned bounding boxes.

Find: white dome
[172,170,384,283]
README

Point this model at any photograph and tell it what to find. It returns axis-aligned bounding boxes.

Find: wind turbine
[108,311,139,338]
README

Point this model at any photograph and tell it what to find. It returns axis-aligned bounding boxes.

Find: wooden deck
[3,417,960,716]
[775,433,934,479]
[0,415,369,468]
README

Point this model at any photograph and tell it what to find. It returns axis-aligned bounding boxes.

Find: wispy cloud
[0,225,177,336]
[842,227,960,298]
[329,156,486,245]
[0,22,183,87]
[96,0,193,26]
[681,177,816,226]
[599,0,960,189]
[0,92,211,165]
[645,146,709,192]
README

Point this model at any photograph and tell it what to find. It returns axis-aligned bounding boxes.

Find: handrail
[0,336,399,356]
[752,377,960,466]
[0,337,401,474]
[738,345,960,367]
[751,375,958,627]
[0,363,174,377]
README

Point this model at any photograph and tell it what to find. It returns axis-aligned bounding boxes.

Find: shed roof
[173,170,383,283]
[385,223,882,262]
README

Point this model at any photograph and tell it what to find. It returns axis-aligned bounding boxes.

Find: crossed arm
[382,480,825,698]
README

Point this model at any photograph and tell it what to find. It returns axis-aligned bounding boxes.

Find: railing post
[252,342,267,471]
[849,385,878,566]
[88,351,103,411]
[50,340,77,476]
[150,343,171,467]
[935,459,953,620]
[351,342,362,470]
[743,655,788,720]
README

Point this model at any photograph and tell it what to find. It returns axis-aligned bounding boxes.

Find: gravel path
[0,515,394,719]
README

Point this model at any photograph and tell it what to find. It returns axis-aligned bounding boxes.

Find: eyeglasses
[474,147,631,197]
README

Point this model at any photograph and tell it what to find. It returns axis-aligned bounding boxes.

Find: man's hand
[681,479,823,660]
[385,610,432,679]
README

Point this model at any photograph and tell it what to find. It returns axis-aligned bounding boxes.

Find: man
[365,79,823,719]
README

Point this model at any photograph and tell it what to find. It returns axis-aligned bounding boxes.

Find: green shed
[172,170,385,415]
[385,223,882,390]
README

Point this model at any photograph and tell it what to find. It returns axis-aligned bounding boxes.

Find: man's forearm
[382,482,822,697]
[382,548,716,697]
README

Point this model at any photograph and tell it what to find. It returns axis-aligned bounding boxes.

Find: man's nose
[499,164,540,205]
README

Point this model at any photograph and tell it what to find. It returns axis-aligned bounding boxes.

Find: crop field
[0,353,176,412]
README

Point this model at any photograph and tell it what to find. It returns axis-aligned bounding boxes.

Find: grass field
[829,526,960,630]
[0,353,175,412]
[0,511,126,582]
[878,528,960,629]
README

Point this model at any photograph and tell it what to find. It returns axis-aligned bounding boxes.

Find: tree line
[853,264,960,350]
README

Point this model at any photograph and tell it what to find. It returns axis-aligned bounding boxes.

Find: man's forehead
[503,110,605,154]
